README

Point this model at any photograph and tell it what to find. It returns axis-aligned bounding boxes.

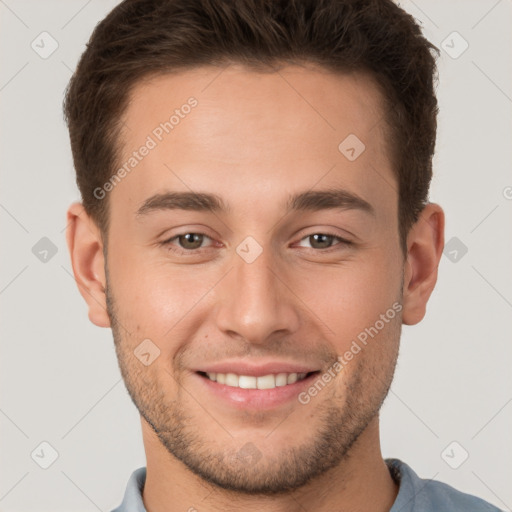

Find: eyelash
[160,231,353,255]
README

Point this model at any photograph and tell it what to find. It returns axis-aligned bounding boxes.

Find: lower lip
[194,372,319,410]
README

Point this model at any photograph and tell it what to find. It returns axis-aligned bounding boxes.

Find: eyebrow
[135,188,375,218]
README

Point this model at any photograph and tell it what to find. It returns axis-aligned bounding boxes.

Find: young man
[64,0,500,510]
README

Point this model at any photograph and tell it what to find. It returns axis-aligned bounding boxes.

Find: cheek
[107,251,181,339]
[297,254,401,348]
[110,255,220,359]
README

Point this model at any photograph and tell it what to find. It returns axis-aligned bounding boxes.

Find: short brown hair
[64,0,439,255]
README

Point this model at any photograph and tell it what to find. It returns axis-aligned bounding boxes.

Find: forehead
[111,64,395,224]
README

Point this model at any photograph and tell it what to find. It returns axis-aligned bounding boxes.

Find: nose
[215,244,301,345]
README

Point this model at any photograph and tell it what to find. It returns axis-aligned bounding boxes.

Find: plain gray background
[1,0,511,510]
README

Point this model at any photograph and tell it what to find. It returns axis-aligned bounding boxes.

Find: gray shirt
[111,458,502,511]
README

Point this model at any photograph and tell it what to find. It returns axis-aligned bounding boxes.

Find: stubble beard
[105,272,401,495]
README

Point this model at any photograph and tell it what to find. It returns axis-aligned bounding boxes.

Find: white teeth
[275,373,288,386]
[204,371,310,389]
[238,375,257,389]
[257,374,275,389]
[287,373,298,384]
[225,373,238,387]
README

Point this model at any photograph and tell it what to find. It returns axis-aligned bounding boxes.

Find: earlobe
[401,203,445,326]
[66,202,111,328]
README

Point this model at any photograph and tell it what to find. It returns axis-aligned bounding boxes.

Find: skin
[66,63,444,512]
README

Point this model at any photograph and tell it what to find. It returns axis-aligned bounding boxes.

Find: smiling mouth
[197,371,320,390]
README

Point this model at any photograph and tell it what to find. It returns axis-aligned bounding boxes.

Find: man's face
[105,64,404,493]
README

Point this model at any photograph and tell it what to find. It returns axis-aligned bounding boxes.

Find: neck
[140,415,399,512]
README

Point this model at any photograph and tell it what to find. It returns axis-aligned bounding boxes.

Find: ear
[402,203,445,325]
[65,202,111,328]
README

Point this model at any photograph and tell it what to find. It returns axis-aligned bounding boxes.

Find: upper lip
[194,360,319,377]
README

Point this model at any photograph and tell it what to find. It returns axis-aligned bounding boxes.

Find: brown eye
[297,233,351,251]
[160,232,214,255]
[308,234,335,249]
[176,233,206,250]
